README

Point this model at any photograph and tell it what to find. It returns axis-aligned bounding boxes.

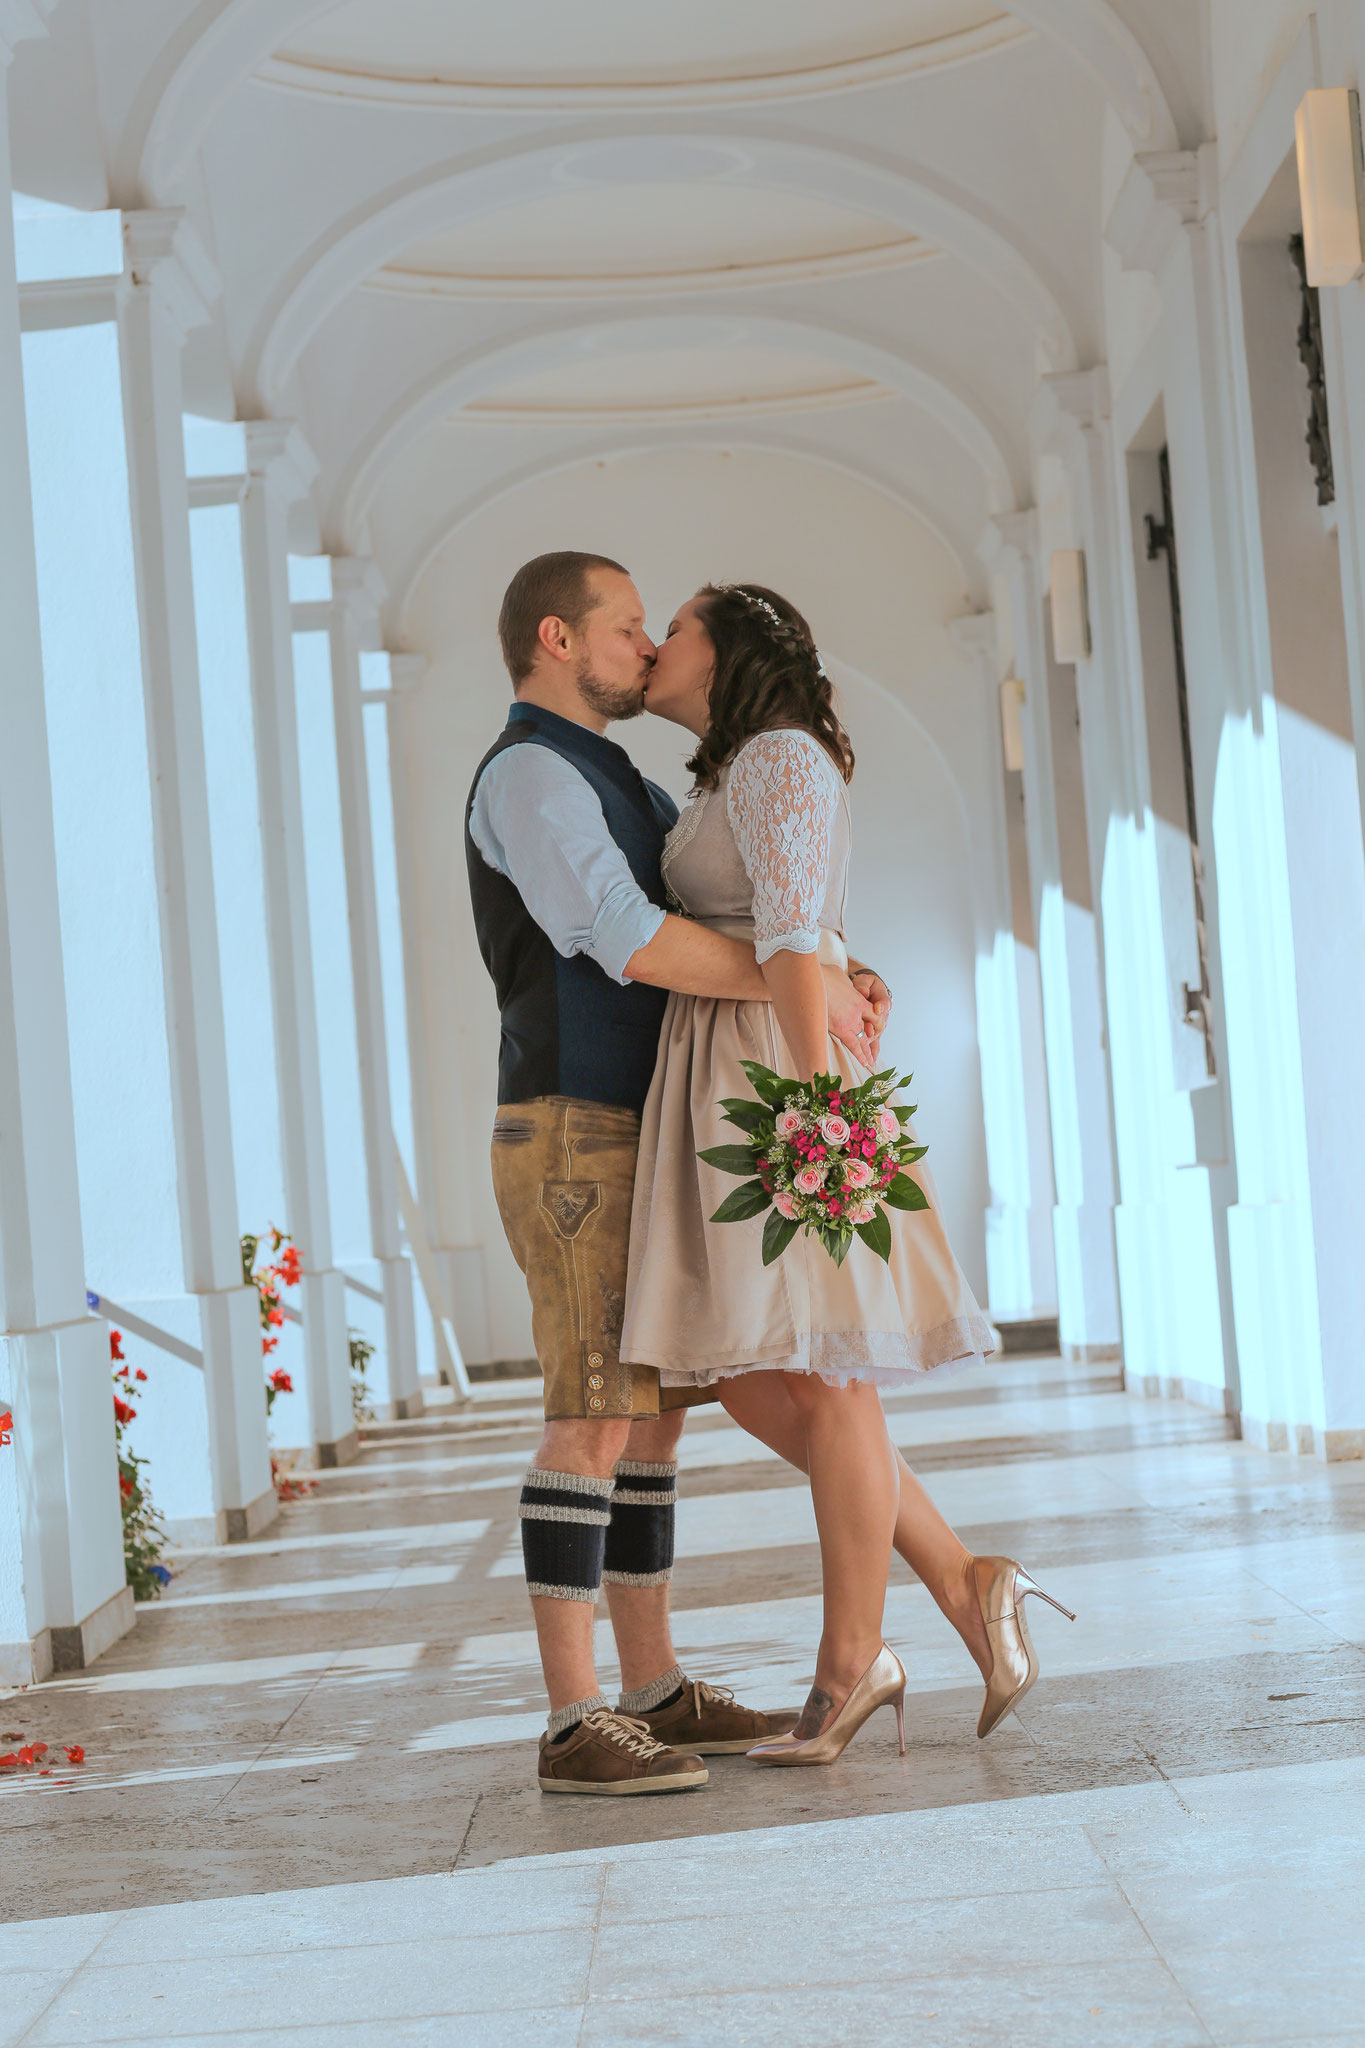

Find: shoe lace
[690,1678,736,1717]
[582,1710,671,1760]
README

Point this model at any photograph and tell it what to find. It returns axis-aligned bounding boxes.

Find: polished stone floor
[3,1354,1364,2044]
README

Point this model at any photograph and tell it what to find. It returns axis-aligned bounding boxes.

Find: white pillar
[981,513,1122,1358]
[116,210,272,1534]
[316,562,420,1417]
[239,426,357,1460]
[947,612,1057,1321]
[0,9,130,1683]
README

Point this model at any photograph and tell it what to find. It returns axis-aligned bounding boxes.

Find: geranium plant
[700,1061,930,1268]
[110,1331,171,1600]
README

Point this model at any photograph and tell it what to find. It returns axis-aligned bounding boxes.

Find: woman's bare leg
[718,1372,992,1680]
[772,1372,899,1732]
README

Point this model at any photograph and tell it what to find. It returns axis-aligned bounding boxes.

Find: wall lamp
[1049,549,1092,664]
[1295,88,1365,287]
[999,678,1026,773]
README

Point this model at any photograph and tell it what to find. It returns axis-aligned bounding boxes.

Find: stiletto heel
[973,1557,1076,1740]
[1014,1568,1076,1621]
[747,1647,908,1766]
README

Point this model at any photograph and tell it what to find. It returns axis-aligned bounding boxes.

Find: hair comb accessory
[733,588,784,629]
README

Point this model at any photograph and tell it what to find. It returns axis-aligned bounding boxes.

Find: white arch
[135,0,1176,200]
[250,129,1077,405]
[392,433,984,642]
[331,311,1021,550]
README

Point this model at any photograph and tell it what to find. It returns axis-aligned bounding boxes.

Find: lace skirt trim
[656,1316,994,1393]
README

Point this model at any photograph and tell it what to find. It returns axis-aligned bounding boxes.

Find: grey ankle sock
[618,1663,687,1715]
[546,1692,609,1742]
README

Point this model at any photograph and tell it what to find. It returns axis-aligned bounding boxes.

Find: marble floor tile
[26,1929,591,2042]
[579,1959,1211,2048]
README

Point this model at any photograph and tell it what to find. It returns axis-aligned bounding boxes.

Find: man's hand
[822,963,882,1066]
[851,966,892,1063]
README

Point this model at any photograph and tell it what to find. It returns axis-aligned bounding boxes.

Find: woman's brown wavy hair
[685,583,855,792]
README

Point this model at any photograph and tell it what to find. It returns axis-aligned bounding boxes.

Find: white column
[947,612,1057,1321]
[321,563,420,1417]
[0,11,130,1683]
[981,513,1121,1358]
[238,426,358,1460]
[117,210,272,1533]
[1107,149,1339,1445]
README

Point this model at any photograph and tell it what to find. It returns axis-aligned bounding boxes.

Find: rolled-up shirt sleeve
[470,747,666,985]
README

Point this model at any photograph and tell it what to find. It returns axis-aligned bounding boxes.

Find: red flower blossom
[119,1475,134,1498]
[268,1369,293,1395]
[64,1746,85,1765]
[267,1307,283,1327]
[0,1754,16,1769]
[113,1395,136,1428]
[134,1368,147,1382]
[0,1411,11,1449]
[277,1246,302,1286]
[262,1334,278,1356]
[109,1331,125,1361]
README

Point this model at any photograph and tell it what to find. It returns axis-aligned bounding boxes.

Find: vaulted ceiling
[10,0,1209,632]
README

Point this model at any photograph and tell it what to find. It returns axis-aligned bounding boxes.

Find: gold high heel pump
[975,1557,1075,1739]
[746,1646,907,1766]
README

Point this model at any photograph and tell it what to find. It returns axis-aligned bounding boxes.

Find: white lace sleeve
[726,731,840,965]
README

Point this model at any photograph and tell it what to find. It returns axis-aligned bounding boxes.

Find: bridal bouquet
[700,1061,929,1268]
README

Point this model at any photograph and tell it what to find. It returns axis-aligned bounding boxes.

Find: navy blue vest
[464,704,678,1113]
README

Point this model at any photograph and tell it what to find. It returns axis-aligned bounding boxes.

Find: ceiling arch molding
[248,129,1078,406]
[135,0,1175,203]
[392,432,983,642]
[331,310,1021,551]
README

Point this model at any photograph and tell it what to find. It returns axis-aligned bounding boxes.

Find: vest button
[588,1352,604,1367]
[588,1374,604,1391]
[588,1395,606,1411]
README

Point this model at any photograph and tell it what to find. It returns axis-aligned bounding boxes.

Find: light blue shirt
[469,745,667,987]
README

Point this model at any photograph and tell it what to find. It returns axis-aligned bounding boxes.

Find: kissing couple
[466,551,1073,1795]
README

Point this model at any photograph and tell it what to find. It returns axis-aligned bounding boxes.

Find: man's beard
[575,655,645,723]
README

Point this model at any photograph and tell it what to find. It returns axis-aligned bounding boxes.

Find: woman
[621,583,1072,1763]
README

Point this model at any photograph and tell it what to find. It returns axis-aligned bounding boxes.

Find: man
[466,551,888,1795]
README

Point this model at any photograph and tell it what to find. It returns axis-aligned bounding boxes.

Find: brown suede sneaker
[538,1710,709,1795]
[640,1677,801,1755]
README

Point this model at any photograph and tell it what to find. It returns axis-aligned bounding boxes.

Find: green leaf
[738,1060,791,1105]
[893,1104,913,1124]
[855,1205,893,1263]
[883,1173,930,1212]
[762,1211,799,1266]
[710,1180,772,1224]
[698,1144,762,1176]
[719,1098,771,1135]
[898,1143,928,1164]
[898,1073,915,1090]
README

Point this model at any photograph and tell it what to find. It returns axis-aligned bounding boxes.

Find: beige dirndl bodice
[619,729,994,1390]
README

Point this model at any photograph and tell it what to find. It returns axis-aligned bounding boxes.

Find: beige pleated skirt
[620,992,996,1391]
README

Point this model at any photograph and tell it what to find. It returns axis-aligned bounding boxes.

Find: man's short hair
[497,551,629,687]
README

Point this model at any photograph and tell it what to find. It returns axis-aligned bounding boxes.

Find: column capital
[0,0,56,63]
[1045,365,1111,431]
[1105,144,1218,277]
[122,209,219,344]
[947,610,998,666]
[978,508,1040,574]
[387,653,428,693]
[242,419,318,502]
[329,554,387,623]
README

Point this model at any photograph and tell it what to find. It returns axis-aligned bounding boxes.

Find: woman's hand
[849,966,892,1064]
[822,963,883,1065]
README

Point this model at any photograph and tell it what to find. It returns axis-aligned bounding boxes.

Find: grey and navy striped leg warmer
[602,1459,677,1589]
[519,1468,614,1602]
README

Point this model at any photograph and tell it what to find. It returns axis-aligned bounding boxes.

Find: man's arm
[627,922,881,1057]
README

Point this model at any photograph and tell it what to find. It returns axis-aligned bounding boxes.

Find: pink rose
[795,1164,827,1195]
[876,1108,900,1143]
[842,1158,874,1189]
[848,1197,877,1226]
[774,1189,799,1219]
[776,1109,804,1140]
[819,1114,851,1147]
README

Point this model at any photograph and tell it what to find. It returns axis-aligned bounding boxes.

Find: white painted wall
[401,445,992,1360]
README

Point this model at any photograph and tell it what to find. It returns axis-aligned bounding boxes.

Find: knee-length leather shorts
[490,1096,715,1422]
